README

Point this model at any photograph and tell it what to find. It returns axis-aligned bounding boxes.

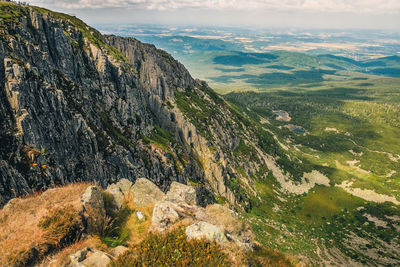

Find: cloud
[28,0,400,14]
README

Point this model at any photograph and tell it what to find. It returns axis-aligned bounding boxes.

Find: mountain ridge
[0,1,276,210]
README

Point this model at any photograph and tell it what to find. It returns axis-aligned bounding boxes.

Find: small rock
[163,181,196,205]
[81,250,111,267]
[69,247,91,263]
[185,221,228,244]
[151,201,179,232]
[111,246,129,258]
[136,211,145,221]
[81,186,106,234]
[131,178,165,206]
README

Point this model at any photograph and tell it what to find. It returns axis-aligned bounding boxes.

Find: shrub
[110,227,231,266]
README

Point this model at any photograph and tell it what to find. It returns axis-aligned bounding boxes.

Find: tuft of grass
[110,227,231,267]
[99,191,132,248]
[38,205,83,247]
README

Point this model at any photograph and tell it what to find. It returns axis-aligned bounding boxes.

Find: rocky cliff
[0,2,282,208]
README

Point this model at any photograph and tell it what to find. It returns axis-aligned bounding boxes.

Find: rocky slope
[0,2,280,208]
[0,178,268,266]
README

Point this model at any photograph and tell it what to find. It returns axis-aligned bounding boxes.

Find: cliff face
[0,4,193,204]
[0,3,268,207]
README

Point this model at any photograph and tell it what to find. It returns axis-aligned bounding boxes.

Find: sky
[27,0,400,30]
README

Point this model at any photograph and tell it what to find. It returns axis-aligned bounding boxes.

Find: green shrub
[110,227,231,266]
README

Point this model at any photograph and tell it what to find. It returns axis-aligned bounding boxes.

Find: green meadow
[187,50,400,264]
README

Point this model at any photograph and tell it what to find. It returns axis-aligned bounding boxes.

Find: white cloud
[28,0,400,13]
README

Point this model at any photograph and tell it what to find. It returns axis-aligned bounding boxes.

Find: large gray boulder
[106,178,133,209]
[163,181,197,205]
[151,201,179,232]
[81,186,105,234]
[131,178,165,207]
[185,221,228,244]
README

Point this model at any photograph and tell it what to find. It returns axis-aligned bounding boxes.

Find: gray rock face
[151,200,179,232]
[185,221,228,244]
[81,186,106,234]
[163,181,197,205]
[0,8,203,206]
[131,178,165,207]
[0,6,265,212]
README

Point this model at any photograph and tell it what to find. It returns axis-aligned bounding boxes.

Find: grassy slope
[0,183,89,266]
[224,74,400,264]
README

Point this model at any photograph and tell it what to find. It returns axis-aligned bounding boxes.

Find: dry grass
[39,236,108,267]
[123,192,154,246]
[0,183,89,266]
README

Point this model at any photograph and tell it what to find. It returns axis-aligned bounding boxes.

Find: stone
[111,246,129,258]
[105,184,124,210]
[185,221,228,244]
[115,178,134,193]
[136,211,145,221]
[81,186,106,234]
[80,250,111,267]
[106,178,134,209]
[151,201,179,232]
[69,247,91,264]
[163,182,196,205]
[131,178,165,207]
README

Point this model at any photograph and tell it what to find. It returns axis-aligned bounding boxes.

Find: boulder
[69,247,90,264]
[185,221,228,244]
[111,246,129,258]
[81,186,105,234]
[131,178,165,207]
[163,182,196,205]
[69,247,111,267]
[81,250,111,267]
[105,184,124,210]
[106,178,133,209]
[151,201,179,232]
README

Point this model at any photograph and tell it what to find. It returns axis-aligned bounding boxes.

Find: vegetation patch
[110,227,231,266]
[38,206,83,248]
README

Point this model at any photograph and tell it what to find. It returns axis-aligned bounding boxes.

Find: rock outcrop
[186,221,228,244]
[81,186,106,234]
[163,181,197,205]
[131,178,165,206]
[151,200,180,232]
[105,178,133,209]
